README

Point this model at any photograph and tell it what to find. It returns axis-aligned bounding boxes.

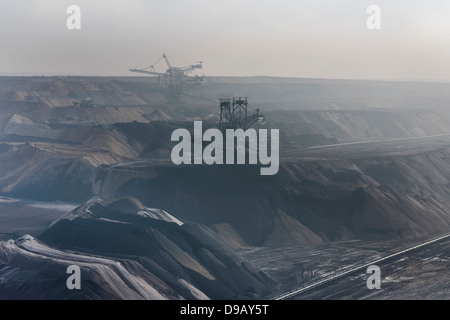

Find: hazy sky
[1,0,450,80]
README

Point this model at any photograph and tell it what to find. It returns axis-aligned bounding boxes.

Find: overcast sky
[1,0,450,80]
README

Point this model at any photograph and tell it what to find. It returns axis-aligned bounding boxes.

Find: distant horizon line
[1,73,450,84]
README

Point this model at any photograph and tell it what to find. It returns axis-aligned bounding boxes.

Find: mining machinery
[129,53,204,101]
[219,97,265,131]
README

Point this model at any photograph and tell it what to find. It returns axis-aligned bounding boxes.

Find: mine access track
[274,232,450,300]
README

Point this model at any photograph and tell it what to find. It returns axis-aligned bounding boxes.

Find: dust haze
[2,0,450,80]
[0,1,450,302]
